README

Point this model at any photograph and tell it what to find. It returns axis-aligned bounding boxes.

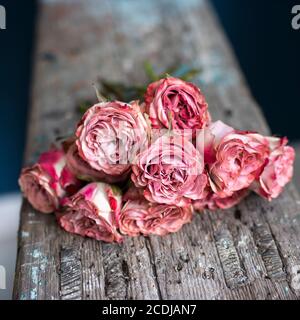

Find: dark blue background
[0,0,300,193]
[0,0,37,193]
[211,0,300,139]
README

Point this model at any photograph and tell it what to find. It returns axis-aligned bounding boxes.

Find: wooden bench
[13,0,300,300]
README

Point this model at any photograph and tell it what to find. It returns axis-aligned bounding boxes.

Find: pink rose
[202,121,270,197]
[251,137,295,200]
[117,200,149,236]
[132,135,208,206]
[145,77,210,135]
[66,142,130,183]
[18,149,81,214]
[117,200,193,236]
[140,203,193,236]
[193,189,249,211]
[76,100,149,175]
[57,182,123,243]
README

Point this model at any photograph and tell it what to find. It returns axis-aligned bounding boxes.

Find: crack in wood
[145,238,163,300]
[234,208,242,221]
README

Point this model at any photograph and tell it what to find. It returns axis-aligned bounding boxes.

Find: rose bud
[193,189,249,211]
[18,148,81,214]
[251,137,295,200]
[201,121,270,198]
[57,182,123,243]
[117,200,193,237]
[145,77,210,136]
[66,142,130,183]
[76,100,150,176]
[132,135,208,206]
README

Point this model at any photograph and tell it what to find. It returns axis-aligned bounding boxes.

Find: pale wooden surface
[13,0,300,300]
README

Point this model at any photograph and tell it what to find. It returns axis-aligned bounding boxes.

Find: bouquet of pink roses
[19,76,295,243]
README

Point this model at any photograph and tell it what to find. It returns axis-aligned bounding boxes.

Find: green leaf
[110,184,122,196]
[77,100,93,115]
[157,64,202,81]
[144,61,159,82]
[76,175,95,182]
[99,79,147,102]
[173,65,202,81]
[179,68,202,81]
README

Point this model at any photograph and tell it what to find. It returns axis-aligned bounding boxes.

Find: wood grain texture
[13,0,300,300]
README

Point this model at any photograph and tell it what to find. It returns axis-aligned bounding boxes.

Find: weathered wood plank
[59,247,82,300]
[13,0,300,300]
